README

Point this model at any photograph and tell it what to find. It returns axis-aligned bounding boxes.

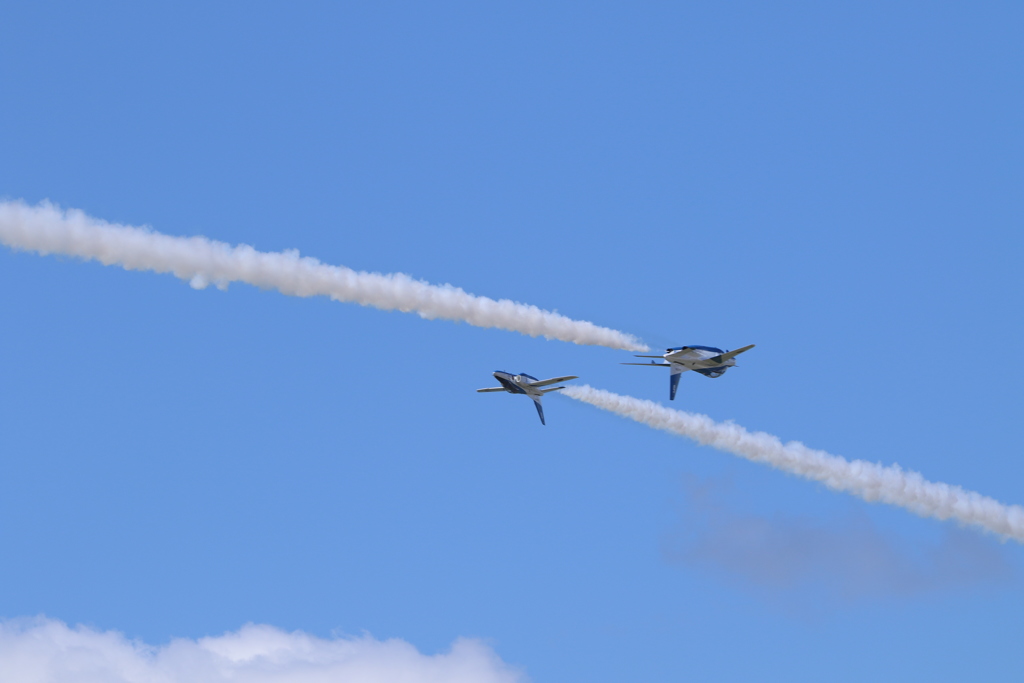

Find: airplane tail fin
[531,396,546,425]
[669,370,682,400]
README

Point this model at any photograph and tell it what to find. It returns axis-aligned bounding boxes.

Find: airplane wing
[621,362,672,367]
[664,348,702,361]
[708,344,756,364]
[528,375,578,387]
[476,387,506,393]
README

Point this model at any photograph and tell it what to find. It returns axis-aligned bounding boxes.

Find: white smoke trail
[562,385,1024,542]
[0,200,647,351]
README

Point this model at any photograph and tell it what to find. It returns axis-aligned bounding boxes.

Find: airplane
[477,371,578,425]
[622,344,755,400]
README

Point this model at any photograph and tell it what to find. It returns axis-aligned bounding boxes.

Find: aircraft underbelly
[684,358,735,370]
[496,377,526,394]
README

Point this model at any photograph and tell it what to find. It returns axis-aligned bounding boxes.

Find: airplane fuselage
[660,346,736,378]
[492,371,545,398]
[478,370,579,425]
[623,344,755,400]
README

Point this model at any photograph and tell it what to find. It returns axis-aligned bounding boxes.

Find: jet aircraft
[477,371,578,425]
[623,344,755,400]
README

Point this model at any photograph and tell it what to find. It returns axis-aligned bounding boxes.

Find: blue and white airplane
[477,371,578,425]
[623,344,755,400]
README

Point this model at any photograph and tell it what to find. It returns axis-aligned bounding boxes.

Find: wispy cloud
[664,476,1017,602]
[562,385,1024,542]
[0,200,647,351]
[0,618,525,683]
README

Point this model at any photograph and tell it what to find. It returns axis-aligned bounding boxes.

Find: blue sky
[1,2,1022,681]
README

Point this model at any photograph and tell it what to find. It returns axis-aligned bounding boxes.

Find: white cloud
[664,475,1017,603]
[0,618,526,683]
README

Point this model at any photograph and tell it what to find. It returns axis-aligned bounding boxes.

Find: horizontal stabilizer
[632,355,665,359]
[476,387,506,393]
[529,375,578,388]
[621,362,671,367]
[540,385,566,393]
[708,344,756,365]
